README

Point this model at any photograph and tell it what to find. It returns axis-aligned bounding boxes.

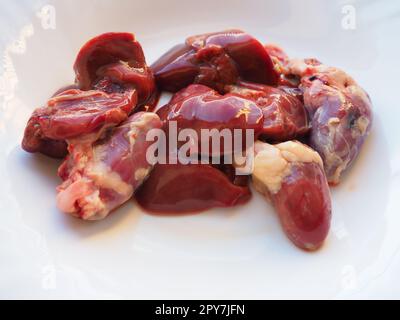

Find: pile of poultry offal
[22,30,373,251]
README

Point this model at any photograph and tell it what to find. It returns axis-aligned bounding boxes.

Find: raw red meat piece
[21,88,137,158]
[252,141,331,251]
[151,30,279,92]
[285,59,373,184]
[156,84,264,156]
[74,32,156,105]
[135,162,251,214]
[225,81,309,142]
[57,112,162,220]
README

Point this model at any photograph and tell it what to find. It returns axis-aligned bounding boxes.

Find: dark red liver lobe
[73,32,156,106]
[157,84,264,156]
[21,88,137,157]
[272,162,331,251]
[225,81,309,142]
[151,30,279,93]
[135,163,251,214]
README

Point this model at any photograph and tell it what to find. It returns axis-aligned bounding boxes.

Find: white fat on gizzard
[252,140,323,194]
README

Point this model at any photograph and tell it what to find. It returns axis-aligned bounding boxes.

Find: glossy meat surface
[19,30,379,252]
[286,59,373,184]
[151,30,279,92]
[74,32,156,105]
[157,84,264,155]
[57,112,162,220]
[225,81,309,142]
[135,163,251,214]
[252,141,331,250]
[21,88,137,158]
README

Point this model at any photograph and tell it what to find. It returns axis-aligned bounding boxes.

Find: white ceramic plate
[1,0,400,299]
